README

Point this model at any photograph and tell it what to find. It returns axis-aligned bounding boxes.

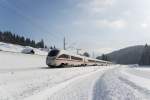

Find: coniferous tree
[0,31,48,48]
[36,39,44,48]
[0,31,2,41]
[40,39,44,48]
[31,40,35,47]
[12,34,15,43]
[50,46,53,49]
[83,52,90,57]
[53,45,56,49]
[97,54,110,61]
[139,44,150,65]
[20,36,25,46]
[44,45,47,48]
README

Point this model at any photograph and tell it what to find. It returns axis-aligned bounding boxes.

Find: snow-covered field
[0,51,46,70]
[93,66,150,100]
[0,51,150,100]
[0,42,48,55]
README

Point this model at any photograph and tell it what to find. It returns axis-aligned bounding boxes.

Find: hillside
[107,45,145,64]
[0,42,48,55]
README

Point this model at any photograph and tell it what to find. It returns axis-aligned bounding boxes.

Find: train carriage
[46,49,111,67]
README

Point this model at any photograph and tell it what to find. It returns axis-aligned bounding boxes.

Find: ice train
[46,49,112,67]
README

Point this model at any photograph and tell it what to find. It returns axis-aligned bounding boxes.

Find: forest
[0,31,46,48]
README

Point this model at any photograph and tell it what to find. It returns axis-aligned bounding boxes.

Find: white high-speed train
[46,49,112,67]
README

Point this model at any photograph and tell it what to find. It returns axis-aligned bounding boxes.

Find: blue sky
[1,0,150,55]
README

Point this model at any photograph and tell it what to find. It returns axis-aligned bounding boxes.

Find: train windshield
[48,49,59,57]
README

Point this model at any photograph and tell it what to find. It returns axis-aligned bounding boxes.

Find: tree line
[0,31,46,48]
[96,54,110,61]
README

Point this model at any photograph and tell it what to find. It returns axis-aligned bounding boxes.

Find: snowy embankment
[93,66,150,100]
[0,42,48,55]
[24,67,111,100]
[0,65,110,100]
[0,51,46,70]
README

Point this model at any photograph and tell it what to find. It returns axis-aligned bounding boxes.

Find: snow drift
[0,42,48,55]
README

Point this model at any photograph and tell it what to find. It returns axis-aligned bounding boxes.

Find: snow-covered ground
[93,66,150,100]
[0,42,48,55]
[0,51,46,70]
[0,51,150,100]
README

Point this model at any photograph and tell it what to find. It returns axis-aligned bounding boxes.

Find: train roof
[59,50,84,58]
[58,49,111,63]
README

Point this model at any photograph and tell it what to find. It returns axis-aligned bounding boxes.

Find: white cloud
[141,23,148,29]
[70,0,150,53]
[77,0,116,14]
[122,11,131,17]
[95,19,127,29]
[109,19,127,29]
[96,47,114,54]
[72,19,127,30]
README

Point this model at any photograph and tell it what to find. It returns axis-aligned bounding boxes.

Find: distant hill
[106,45,145,64]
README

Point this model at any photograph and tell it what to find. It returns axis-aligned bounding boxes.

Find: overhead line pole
[63,37,66,50]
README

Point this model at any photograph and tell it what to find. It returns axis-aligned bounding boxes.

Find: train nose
[46,56,56,65]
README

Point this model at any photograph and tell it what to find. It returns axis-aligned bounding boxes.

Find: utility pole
[63,37,66,50]
[92,51,95,58]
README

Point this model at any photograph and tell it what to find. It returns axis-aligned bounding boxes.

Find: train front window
[48,49,59,57]
[88,60,95,63]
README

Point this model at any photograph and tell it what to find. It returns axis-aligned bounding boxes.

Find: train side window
[96,61,102,63]
[58,54,69,59]
[71,56,82,61]
[88,60,95,63]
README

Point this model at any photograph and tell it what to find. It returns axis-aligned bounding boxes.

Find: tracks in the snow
[0,66,112,100]
[92,67,150,100]
[23,67,111,100]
